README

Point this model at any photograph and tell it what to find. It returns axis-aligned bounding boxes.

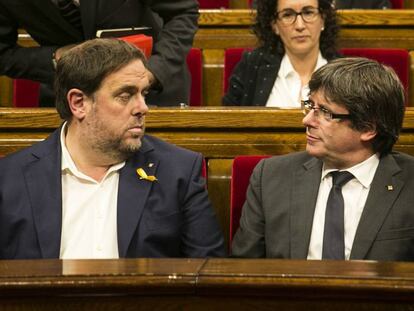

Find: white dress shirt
[307,154,380,260]
[59,123,124,259]
[266,52,327,108]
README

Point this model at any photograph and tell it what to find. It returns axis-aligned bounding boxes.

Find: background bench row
[1,10,414,107]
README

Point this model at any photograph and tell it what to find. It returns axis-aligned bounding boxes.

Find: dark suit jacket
[222,47,338,106]
[335,0,391,9]
[222,47,283,106]
[0,129,226,259]
[232,151,414,261]
[0,0,198,106]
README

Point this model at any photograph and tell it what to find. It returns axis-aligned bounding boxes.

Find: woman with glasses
[223,0,339,107]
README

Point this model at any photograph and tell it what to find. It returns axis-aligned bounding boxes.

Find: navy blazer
[0,0,198,106]
[0,129,226,259]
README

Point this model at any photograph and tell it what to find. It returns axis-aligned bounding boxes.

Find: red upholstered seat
[198,0,229,9]
[223,47,251,94]
[390,0,403,8]
[230,155,270,245]
[186,47,203,106]
[13,79,40,107]
[202,158,207,180]
[340,48,409,102]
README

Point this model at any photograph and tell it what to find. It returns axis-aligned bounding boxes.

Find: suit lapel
[23,130,62,258]
[290,157,322,258]
[350,154,403,259]
[117,137,158,257]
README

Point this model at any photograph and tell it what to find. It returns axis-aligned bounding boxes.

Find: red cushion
[198,0,229,9]
[186,48,203,106]
[390,0,403,9]
[223,48,252,94]
[13,79,40,107]
[230,155,270,245]
[340,48,409,103]
[202,158,207,180]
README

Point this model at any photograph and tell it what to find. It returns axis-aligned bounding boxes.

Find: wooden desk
[2,107,414,246]
[1,258,414,310]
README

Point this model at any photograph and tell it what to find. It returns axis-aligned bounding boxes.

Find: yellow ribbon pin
[137,168,157,182]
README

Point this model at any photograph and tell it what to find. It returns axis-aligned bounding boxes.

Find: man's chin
[306,145,324,159]
[123,140,141,152]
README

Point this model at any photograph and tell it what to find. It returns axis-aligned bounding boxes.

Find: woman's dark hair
[253,0,339,59]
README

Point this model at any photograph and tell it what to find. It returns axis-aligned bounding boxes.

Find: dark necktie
[57,0,83,32]
[322,171,354,260]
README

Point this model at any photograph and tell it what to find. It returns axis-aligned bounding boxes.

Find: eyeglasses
[302,100,352,121]
[276,7,321,26]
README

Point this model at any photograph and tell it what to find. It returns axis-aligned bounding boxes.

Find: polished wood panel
[1,258,414,310]
[198,9,414,26]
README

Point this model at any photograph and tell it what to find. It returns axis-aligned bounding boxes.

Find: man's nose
[132,94,149,116]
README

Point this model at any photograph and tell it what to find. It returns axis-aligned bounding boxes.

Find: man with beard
[0,38,226,259]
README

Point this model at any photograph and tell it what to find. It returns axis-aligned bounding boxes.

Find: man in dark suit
[334,0,391,9]
[0,38,225,259]
[0,0,198,107]
[232,57,414,261]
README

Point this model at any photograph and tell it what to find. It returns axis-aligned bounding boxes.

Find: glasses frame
[302,100,353,121]
[276,6,321,26]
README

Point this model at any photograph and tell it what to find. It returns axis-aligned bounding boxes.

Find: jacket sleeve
[0,4,56,84]
[146,0,199,92]
[180,152,227,257]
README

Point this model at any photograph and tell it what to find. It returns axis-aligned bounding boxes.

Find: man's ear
[360,125,377,143]
[67,88,88,120]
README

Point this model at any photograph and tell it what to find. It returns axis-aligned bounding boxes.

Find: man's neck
[323,150,376,170]
[64,125,118,182]
[287,48,320,84]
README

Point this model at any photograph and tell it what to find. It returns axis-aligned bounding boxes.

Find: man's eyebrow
[113,85,138,95]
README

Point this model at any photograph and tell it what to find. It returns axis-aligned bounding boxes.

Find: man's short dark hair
[309,57,405,156]
[54,38,147,121]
